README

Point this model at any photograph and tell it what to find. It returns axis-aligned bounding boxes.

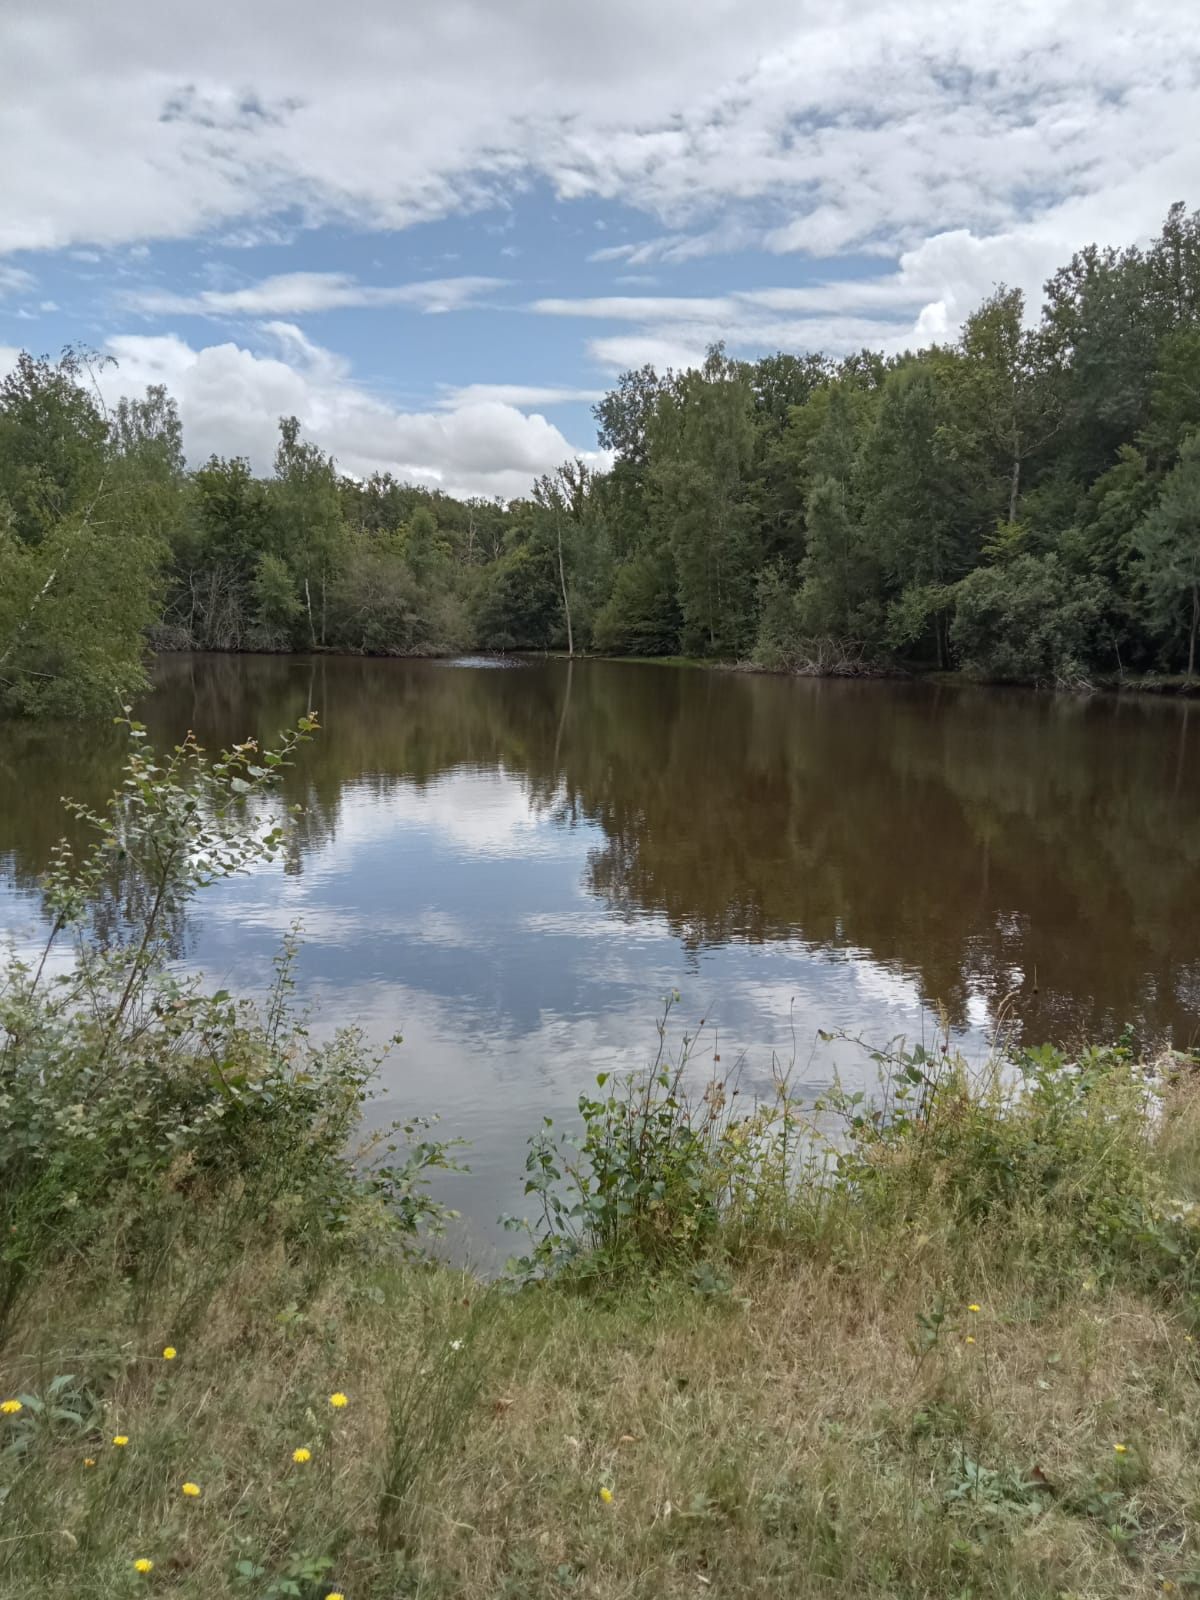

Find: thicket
[4,203,1200,719]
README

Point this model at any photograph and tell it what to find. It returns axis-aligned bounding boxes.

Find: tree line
[2,203,1199,717]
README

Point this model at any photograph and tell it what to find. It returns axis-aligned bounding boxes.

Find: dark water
[2,654,1198,1258]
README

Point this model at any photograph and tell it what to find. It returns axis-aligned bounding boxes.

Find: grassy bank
[6,1061,1200,1600]
[5,722,1200,1598]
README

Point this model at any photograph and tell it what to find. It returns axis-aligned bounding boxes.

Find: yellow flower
[967,1304,981,1314]
[181,1481,201,1497]
[113,1435,129,1447]
[292,1447,312,1464]
[162,1346,177,1361]
[84,1457,96,1467]
[325,1593,345,1600]
[329,1392,348,1409]
[965,1335,976,1345]
[134,1558,154,1574]
[599,1486,613,1504]
[1114,1443,1127,1454]
[1,1399,22,1415]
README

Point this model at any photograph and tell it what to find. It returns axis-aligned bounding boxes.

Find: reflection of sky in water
[0,766,993,1265]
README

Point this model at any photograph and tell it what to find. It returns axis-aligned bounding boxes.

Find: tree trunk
[304,578,316,648]
[1008,450,1021,526]
[555,517,574,657]
[1189,582,1198,680]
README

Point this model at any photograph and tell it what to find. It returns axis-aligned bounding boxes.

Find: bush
[0,715,454,1343]
[949,554,1108,684]
[507,997,800,1283]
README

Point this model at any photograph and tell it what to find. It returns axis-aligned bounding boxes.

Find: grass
[5,1070,1200,1600]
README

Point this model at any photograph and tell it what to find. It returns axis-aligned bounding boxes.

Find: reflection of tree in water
[3,654,1199,1045]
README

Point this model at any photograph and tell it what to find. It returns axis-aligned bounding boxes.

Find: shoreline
[151,640,1200,699]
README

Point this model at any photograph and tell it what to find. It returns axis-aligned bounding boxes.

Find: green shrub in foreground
[0,715,455,1346]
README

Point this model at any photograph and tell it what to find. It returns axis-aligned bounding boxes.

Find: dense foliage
[4,204,1200,713]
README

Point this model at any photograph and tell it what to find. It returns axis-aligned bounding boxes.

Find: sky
[1,0,1198,500]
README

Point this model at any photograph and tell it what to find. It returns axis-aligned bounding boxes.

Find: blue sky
[2,0,1198,498]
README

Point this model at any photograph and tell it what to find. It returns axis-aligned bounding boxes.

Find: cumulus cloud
[94,326,607,500]
[124,272,505,317]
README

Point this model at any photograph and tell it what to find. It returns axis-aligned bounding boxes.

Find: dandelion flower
[325,1593,345,1600]
[1,1399,22,1415]
[133,1558,154,1574]
[162,1346,177,1361]
[329,1392,348,1409]
[84,1457,96,1467]
[599,1486,613,1504]
[965,1335,976,1345]
[967,1304,981,1314]
[292,1447,312,1464]
[181,1481,201,1497]
[1114,1443,1128,1454]
[112,1435,129,1447]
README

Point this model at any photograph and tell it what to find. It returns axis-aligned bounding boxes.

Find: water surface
[2,655,1197,1257]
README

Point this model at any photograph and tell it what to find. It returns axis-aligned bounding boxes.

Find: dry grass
[3,1225,1200,1600]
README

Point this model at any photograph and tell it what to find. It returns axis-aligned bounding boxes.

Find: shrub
[949,553,1107,684]
[0,715,455,1342]
[507,997,800,1283]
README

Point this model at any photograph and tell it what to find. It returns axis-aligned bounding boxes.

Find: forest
[2,203,1200,717]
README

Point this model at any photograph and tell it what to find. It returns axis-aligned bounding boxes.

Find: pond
[2,654,1198,1260]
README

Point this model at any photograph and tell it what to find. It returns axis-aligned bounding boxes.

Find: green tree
[0,348,110,546]
[648,347,760,656]
[0,351,163,716]
[1136,433,1200,678]
[272,416,343,646]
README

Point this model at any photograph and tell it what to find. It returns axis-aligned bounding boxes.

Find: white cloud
[533,295,737,322]
[3,0,1199,455]
[436,383,604,410]
[0,265,35,297]
[1,1,1195,272]
[94,325,607,499]
[124,271,505,317]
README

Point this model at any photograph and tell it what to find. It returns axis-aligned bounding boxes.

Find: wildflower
[134,1558,154,1574]
[1,1399,22,1415]
[449,1339,464,1352]
[599,1486,613,1504]
[967,1304,981,1314]
[965,1335,976,1345]
[113,1435,129,1447]
[329,1392,348,1409]
[84,1457,96,1467]
[1114,1443,1127,1454]
[181,1481,201,1497]
[292,1447,312,1464]
[325,1593,345,1600]
[162,1346,177,1361]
